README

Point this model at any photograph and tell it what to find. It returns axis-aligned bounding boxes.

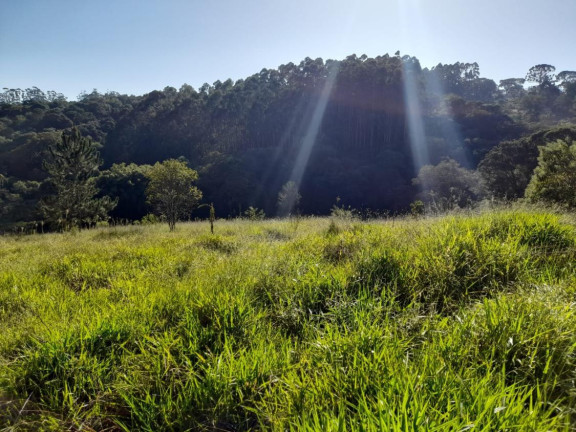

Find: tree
[0,177,42,226]
[479,127,576,199]
[41,128,116,229]
[413,159,484,211]
[97,162,152,221]
[0,174,19,219]
[478,138,538,199]
[243,206,265,220]
[526,64,556,86]
[146,159,202,231]
[556,71,576,103]
[525,139,576,208]
[277,181,301,217]
[556,71,576,89]
[498,78,526,99]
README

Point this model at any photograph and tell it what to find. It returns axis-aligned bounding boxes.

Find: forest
[1,53,576,230]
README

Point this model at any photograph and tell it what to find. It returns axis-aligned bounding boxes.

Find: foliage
[525,64,556,86]
[1,56,576,226]
[479,126,576,199]
[97,162,152,221]
[330,197,357,220]
[145,159,202,231]
[410,199,425,216]
[0,87,66,104]
[525,139,576,207]
[479,138,539,199]
[0,176,42,228]
[413,158,484,210]
[243,206,266,221]
[141,213,160,225]
[557,70,576,88]
[498,78,526,99]
[40,128,116,230]
[277,181,301,217]
[424,61,497,102]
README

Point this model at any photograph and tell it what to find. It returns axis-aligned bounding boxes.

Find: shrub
[243,206,266,221]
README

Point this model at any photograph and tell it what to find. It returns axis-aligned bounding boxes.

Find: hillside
[1,55,575,228]
[1,210,576,430]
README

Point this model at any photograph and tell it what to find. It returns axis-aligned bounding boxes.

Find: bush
[141,213,160,225]
[525,139,576,208]
[242,206,266,221]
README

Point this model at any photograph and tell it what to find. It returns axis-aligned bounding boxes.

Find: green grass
[1,210,576,430]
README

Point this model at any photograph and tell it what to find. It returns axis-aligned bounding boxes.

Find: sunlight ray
[398,0,468,181]
[281,61,340,215]
[424,71,469,167]
[402,58,429,173]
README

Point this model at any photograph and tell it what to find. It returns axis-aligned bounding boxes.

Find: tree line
[1,54,575,231]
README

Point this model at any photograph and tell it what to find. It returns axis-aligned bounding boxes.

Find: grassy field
[1,210,576,431]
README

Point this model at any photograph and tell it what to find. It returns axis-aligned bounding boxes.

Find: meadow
[1,209,576,431]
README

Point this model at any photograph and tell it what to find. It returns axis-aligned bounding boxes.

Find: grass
[1,209,576,430]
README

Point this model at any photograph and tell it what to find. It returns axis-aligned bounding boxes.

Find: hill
[1,55,575,228]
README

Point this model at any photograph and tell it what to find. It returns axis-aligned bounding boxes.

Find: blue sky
[1,0,575,100]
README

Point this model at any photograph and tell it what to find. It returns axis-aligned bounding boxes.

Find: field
[1,210,576,431]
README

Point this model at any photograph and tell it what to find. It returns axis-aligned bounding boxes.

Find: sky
[1,0,575,100]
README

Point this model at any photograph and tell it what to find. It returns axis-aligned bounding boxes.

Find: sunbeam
[397,0,431,187]
[398,0,468,185]
[280,61,340,215]
[423,70,469,167]
[248,94,309,210]
[402,57,429,172]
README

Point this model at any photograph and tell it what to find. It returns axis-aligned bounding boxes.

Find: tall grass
[1,210,575,430]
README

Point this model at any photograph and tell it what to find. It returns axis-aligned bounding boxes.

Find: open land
[1,210,576,430]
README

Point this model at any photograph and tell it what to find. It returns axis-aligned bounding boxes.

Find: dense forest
[1,53,576,230]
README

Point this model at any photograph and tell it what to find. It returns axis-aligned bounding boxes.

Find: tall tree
[526,64,556,87]
[41,128,116,229]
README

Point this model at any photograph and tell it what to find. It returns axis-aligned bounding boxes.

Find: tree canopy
[525,139,576,208]
[40,128,116,229]
[0,54,575,229]
[146,159,202,231]
[479,127,576,199]
[413,159,484,211]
